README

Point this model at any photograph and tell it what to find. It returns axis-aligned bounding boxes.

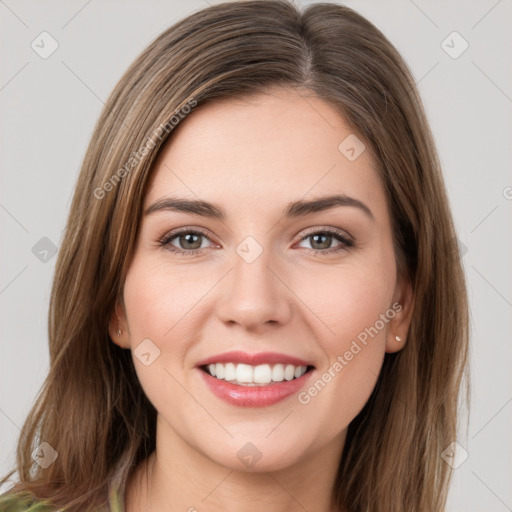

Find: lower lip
[198,367,315,407]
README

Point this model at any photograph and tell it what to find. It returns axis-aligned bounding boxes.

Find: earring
[116,326,122,337]
[395,335,401,342]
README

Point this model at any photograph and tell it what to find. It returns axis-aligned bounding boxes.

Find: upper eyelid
[163,226,215,242]
[298,225,353,240]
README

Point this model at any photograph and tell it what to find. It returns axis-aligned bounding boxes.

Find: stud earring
[116,326,122,337]
[395,335,401,342]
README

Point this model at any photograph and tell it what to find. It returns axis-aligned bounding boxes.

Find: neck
[125,414,346,512]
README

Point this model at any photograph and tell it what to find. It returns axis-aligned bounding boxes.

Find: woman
[0,1,469,511]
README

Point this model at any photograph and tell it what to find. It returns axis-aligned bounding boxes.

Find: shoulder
[0,479,123,512]
[0,492,55,511]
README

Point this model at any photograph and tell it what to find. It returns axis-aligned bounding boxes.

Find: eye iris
[311,233,331,250]
[180,233,202,250]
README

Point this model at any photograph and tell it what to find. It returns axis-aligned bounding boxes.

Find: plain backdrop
[1,1,511,510]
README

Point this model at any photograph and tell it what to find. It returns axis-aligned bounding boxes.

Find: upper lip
[196,351,314,368]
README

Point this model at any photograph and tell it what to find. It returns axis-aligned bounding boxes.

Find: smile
[195,351,316,407]
[202,362,312,386]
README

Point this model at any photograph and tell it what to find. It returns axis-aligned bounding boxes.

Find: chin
[202,437,310,473]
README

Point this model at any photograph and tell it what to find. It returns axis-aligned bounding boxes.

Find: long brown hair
[0,1,469,510]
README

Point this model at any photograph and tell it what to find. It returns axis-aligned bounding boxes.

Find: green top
[0,472,125,511]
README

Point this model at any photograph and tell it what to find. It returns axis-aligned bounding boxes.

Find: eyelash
[157,226,354,257]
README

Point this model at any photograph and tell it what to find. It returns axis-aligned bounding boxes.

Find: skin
[109,86,413,512]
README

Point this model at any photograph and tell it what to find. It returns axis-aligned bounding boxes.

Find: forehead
[144,88,386,217]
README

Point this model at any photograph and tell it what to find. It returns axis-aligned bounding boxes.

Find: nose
[216,243,293,332]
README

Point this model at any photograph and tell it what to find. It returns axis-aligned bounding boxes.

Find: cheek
[121,259,204,418]
[291,256,395,426]
[123,256,213,343]
[121,255,221,401]
[299,259,395,350]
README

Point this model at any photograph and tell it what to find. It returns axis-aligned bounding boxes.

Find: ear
[385,273,414,354]
[108,299,130,349]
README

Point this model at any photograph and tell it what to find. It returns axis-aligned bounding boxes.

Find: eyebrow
[144,194,374,221]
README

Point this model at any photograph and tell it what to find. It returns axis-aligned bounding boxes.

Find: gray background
[1,0,511,510]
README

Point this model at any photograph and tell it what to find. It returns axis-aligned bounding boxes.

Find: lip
[198,366,315,407]
[195,350,314,367]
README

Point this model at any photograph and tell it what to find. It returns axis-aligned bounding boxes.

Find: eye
[157,226,354,257]
[158,227,216,256]
[295,227,354,255]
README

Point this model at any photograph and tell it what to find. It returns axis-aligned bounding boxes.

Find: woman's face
[111,87,412,472]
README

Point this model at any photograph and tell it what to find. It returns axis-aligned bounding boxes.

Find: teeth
[215,363,224,379]
[253,364,270,384]
[236,363,253,383]
[224,362,236,381]
[204,362,309,385]
[284,364,295,381]
[271,364,284,382]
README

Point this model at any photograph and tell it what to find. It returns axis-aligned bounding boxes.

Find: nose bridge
[216,234,292,329]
